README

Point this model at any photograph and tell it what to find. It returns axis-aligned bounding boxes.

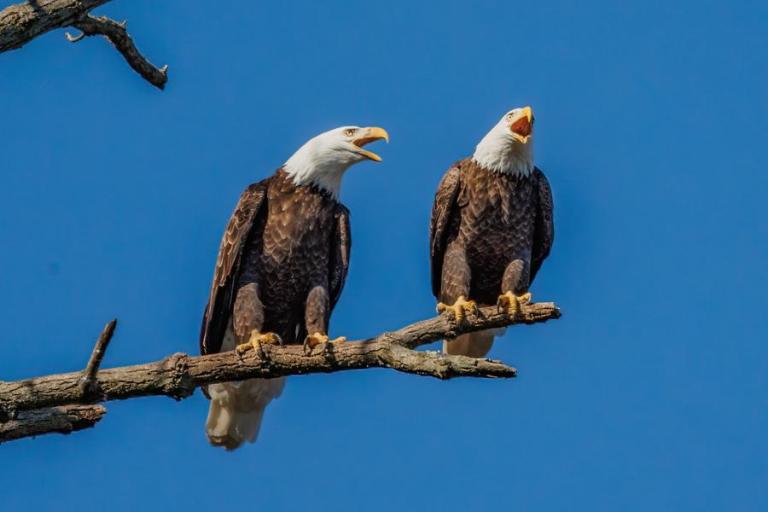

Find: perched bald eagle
[200,126,389,450]
[430,107,554,357]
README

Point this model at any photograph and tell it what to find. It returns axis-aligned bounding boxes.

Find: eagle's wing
[200,182,268,355]
[430,165,462,298]
[329,204,351,309]
[529,168,554,284]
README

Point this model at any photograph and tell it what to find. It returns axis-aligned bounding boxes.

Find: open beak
[353,127,390,162]
[509,106,534,142]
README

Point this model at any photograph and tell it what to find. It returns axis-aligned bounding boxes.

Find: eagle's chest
[459,173,535,240]
[261,191,335,272]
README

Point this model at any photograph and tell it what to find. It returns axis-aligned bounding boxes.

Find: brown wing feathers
[429,165,462,298]
[200,182,269,355]
[530,168,554,283]
[329,205,351,308]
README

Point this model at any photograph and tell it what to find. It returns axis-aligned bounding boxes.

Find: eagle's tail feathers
[442,327,504,358]
[205,377,285,451]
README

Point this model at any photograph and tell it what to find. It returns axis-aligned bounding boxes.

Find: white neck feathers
[472,124,534,177]
[283,140,352,199]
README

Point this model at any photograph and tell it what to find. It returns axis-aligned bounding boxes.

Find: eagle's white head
[472,106,535,176]
[284,126,389,198]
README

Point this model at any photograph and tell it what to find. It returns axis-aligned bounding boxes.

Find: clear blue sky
[1,0,766,510]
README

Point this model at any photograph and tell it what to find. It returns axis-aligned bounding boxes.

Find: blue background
[1,0,766,510]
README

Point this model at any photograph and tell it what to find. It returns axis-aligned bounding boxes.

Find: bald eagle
[200,126,389,450]
[430,107,554,357]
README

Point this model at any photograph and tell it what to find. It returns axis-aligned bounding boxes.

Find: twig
[68,14,168,90]
[0,404,106,443]
[0,302,560,419]
[64,30,85,43]
[79,319,117,399]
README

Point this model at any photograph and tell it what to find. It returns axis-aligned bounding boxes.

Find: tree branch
[0,0,109,51]
[380,301,561,350]
[67,15,168,89]
[79,319,117,399]
[0,1,167,89]
[0,404,106,443]
[0,302,560,441]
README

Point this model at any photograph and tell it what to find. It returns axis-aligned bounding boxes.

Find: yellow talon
[304,332,347,352]
[236,330,282,353]
[436,296,478,324]
[497,292,532,316]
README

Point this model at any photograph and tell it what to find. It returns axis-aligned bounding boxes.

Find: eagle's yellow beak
[353,127,390,162]
[510,106,534,143]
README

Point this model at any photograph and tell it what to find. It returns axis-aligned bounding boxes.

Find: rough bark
[0,404,106,443]
[79,319,117,398]
[1,1,167,89]
[67,15,167,89]
[0,302,560,440]
[0,0,111,51]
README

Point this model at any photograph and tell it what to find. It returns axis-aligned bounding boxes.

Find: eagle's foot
[303,332,347,354]
[497,292,532,317]
[436,296,479,324]
[236,331,282,355]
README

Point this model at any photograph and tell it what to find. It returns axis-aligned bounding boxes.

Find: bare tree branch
[382,301,561,350]
[0,302,560,441]
[0,0,110,51]
[79,319,117,399]
[0,404,106,443]
[68,14,168,89]
[0,1,167,89]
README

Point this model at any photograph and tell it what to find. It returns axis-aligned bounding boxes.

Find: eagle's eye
[506,112,515,120]
[344,128,356,137]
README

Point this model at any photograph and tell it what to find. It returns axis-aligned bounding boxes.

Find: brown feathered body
[430,158,554,356]
[200,168,350,449]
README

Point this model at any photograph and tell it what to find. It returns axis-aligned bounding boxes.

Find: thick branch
[0,0,110,51]
[68,15,168,89]
[0,302,559,426]
[0,404,106,443]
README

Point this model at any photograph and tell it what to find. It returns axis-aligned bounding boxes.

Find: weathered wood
[0,404,106,443]
[380,301,560,350]
[68,15,168,89]
[79,319,117,399]
[0,303,560,420]
[1,1,167,89]
[0,0,110,51]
